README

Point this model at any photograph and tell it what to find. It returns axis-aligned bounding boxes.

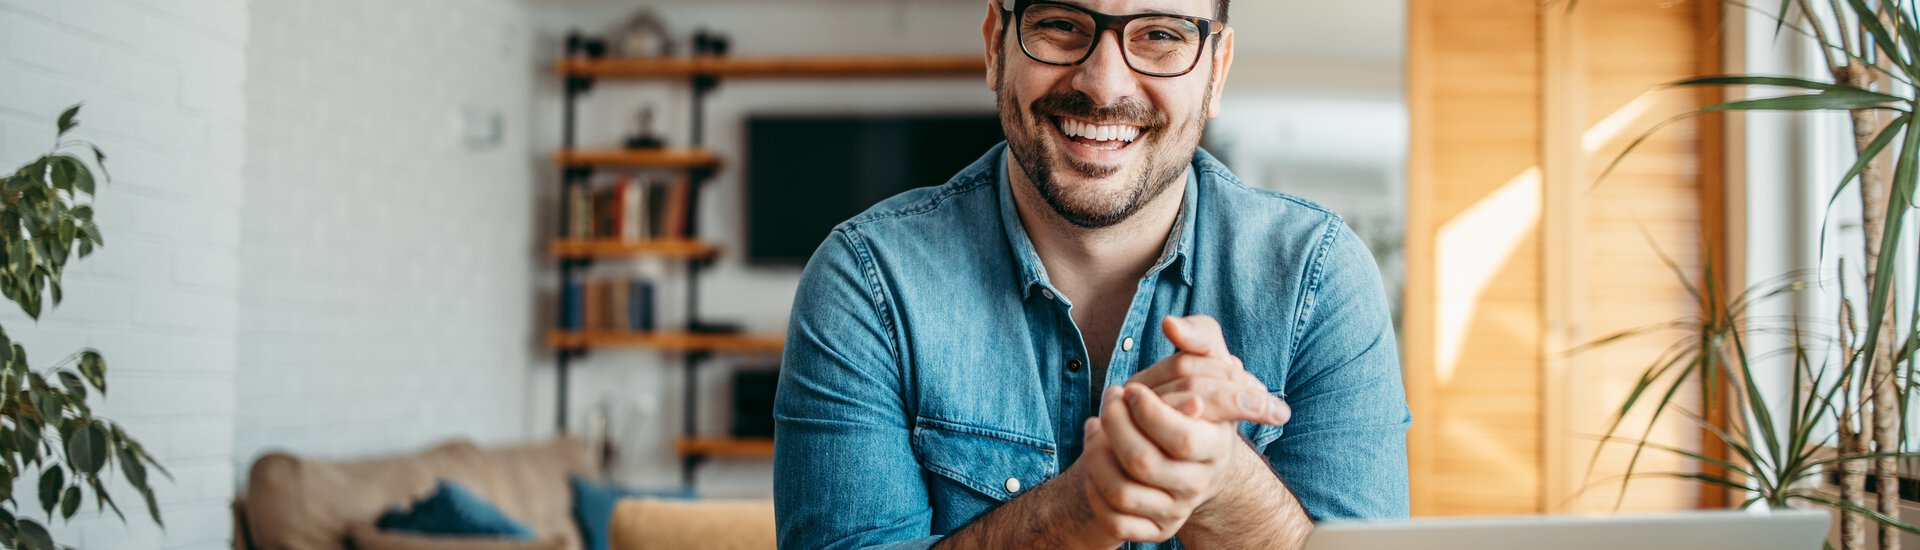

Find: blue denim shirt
[774,143,1410,550]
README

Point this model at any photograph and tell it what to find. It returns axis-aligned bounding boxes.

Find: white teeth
[1057,118,1142,143]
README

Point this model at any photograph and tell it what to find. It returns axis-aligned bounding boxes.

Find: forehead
[1019,0,1213,17]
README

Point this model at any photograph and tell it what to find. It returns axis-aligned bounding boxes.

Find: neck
[1006,153,1187,291]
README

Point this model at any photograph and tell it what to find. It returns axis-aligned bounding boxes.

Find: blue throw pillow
[571,475,695,550]
[377,478,536,539]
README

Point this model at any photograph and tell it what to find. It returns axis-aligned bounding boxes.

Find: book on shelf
[564,276,657,333]
[565,173,694,242]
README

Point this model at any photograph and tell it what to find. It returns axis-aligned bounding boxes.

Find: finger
[1083,433,1183,529]
[1100,384,1167,483]
[1127,353,1246,391]
[1083,473,1171,543]
[1153,379,1291,426]
[1127,386,1227,462]
[1161,315,1228,357]
[1112,386,1215,500]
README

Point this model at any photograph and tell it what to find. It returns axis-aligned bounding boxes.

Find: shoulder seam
[833,227,905,371]
[1195,163,1340,218]
[841,169,995,229]
[1291,215,1344,352]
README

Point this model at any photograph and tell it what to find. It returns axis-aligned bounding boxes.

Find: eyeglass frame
[1000,0,1226,78]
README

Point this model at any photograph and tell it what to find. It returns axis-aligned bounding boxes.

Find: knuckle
[1121,451,1156,475]
[1170,433,1199,459]
[1168,357,1194,377]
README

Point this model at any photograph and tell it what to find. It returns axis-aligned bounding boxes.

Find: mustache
[1028,90,1167,128]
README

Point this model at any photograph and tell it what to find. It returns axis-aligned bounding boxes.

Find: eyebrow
[1039,0,1210,19]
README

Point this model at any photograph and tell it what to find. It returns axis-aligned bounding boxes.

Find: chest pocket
[911,417,1059,532]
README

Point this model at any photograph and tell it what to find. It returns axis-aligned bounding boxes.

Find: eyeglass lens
[1018,4,1205,76]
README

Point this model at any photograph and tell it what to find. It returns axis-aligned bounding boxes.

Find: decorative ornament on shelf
[614,7,674,58]
[690,27,731,58]
[0,105,169,550]
[624,106,665,150]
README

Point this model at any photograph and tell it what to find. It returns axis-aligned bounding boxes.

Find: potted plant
[1583,0,1920,547]
[0,105,168,550]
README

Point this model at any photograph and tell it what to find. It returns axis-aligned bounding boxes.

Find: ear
[1204,26,1234,119]
[983,0,1005,92]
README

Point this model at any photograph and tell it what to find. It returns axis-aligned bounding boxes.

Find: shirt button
[1067,359,1083,372]
[1122,337,1135,351]
[1041,289,1055,300]
[1005,477,1022,493]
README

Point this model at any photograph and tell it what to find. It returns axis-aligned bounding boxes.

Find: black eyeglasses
[1002,0,1223,78]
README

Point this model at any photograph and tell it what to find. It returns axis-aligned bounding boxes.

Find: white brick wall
[232,0,537,465]
[0,0,247,549]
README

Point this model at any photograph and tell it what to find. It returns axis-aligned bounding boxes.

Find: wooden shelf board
[547,330,785,354]
[556,55,986,79]
[553,148,720,168]
[677,437,774,458]
[550,239,718,259]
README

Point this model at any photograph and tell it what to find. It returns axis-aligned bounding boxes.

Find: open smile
[1051,116,1146,153]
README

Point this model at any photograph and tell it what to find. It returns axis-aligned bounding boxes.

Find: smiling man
[773,0,1410,548]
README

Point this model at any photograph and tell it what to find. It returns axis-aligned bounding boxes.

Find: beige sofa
[232,437,776,550]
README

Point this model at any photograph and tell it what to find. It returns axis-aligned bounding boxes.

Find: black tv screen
[745,113,1006,265]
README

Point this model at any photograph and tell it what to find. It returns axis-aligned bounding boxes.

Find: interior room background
[0,0,1404,547]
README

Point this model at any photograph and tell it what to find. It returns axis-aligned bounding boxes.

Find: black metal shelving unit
[553,45,752,489]
[548,40,983,489]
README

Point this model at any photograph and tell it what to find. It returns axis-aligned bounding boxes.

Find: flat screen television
[745,113,1006,266]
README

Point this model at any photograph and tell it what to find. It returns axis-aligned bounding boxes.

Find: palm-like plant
[1581,0,1920,548]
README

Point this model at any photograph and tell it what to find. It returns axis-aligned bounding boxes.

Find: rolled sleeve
[775,229,941,549]
[1267,221,1412,520]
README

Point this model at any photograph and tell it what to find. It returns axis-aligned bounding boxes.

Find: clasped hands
[1069,315,1290,547]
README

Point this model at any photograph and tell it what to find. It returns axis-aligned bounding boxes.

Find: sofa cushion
[377,479,535,539]
[243,438,595,550]
[349,524,566,550]
[607,498,774,550]
[570,475,693,550]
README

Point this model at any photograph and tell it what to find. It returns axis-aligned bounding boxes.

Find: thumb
[1161,315,1227,357]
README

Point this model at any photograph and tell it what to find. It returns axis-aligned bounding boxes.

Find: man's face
[986,0,1232,229]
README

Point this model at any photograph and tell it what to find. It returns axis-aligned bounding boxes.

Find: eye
[1037,18,1084,33]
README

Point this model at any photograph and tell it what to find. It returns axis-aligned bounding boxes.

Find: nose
[1069,29,1140,107]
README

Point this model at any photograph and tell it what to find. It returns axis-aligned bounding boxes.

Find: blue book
[629,279,654,331]
[561,276,584,330]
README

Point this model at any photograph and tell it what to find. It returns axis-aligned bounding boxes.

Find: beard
[995,58,1211,229]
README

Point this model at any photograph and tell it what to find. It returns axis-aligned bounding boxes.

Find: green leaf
[86,144,108,182]
[1844,0,1917,75]
[35,466,60,517]
[29,389,59,426]
[12,419,38,467]
[62,422,104,476]
[137,483,160,527]
[116,446,144,489]
[1703,90,1906,112]
[15,518,53,550]
[77,351,104,395]
[1819,113,1912,262]
[1671,74,1856,92]
[55,106,78,137]
[54,371,81,401]
[87,477,122,521]
[58,486,78,520]
[46,158,72,194]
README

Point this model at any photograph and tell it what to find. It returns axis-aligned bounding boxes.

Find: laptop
[1304,509,1830,550]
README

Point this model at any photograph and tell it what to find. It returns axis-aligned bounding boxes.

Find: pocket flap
[912,418,1057,502]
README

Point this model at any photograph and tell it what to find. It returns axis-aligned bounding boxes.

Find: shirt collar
[995,147,1199,302]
